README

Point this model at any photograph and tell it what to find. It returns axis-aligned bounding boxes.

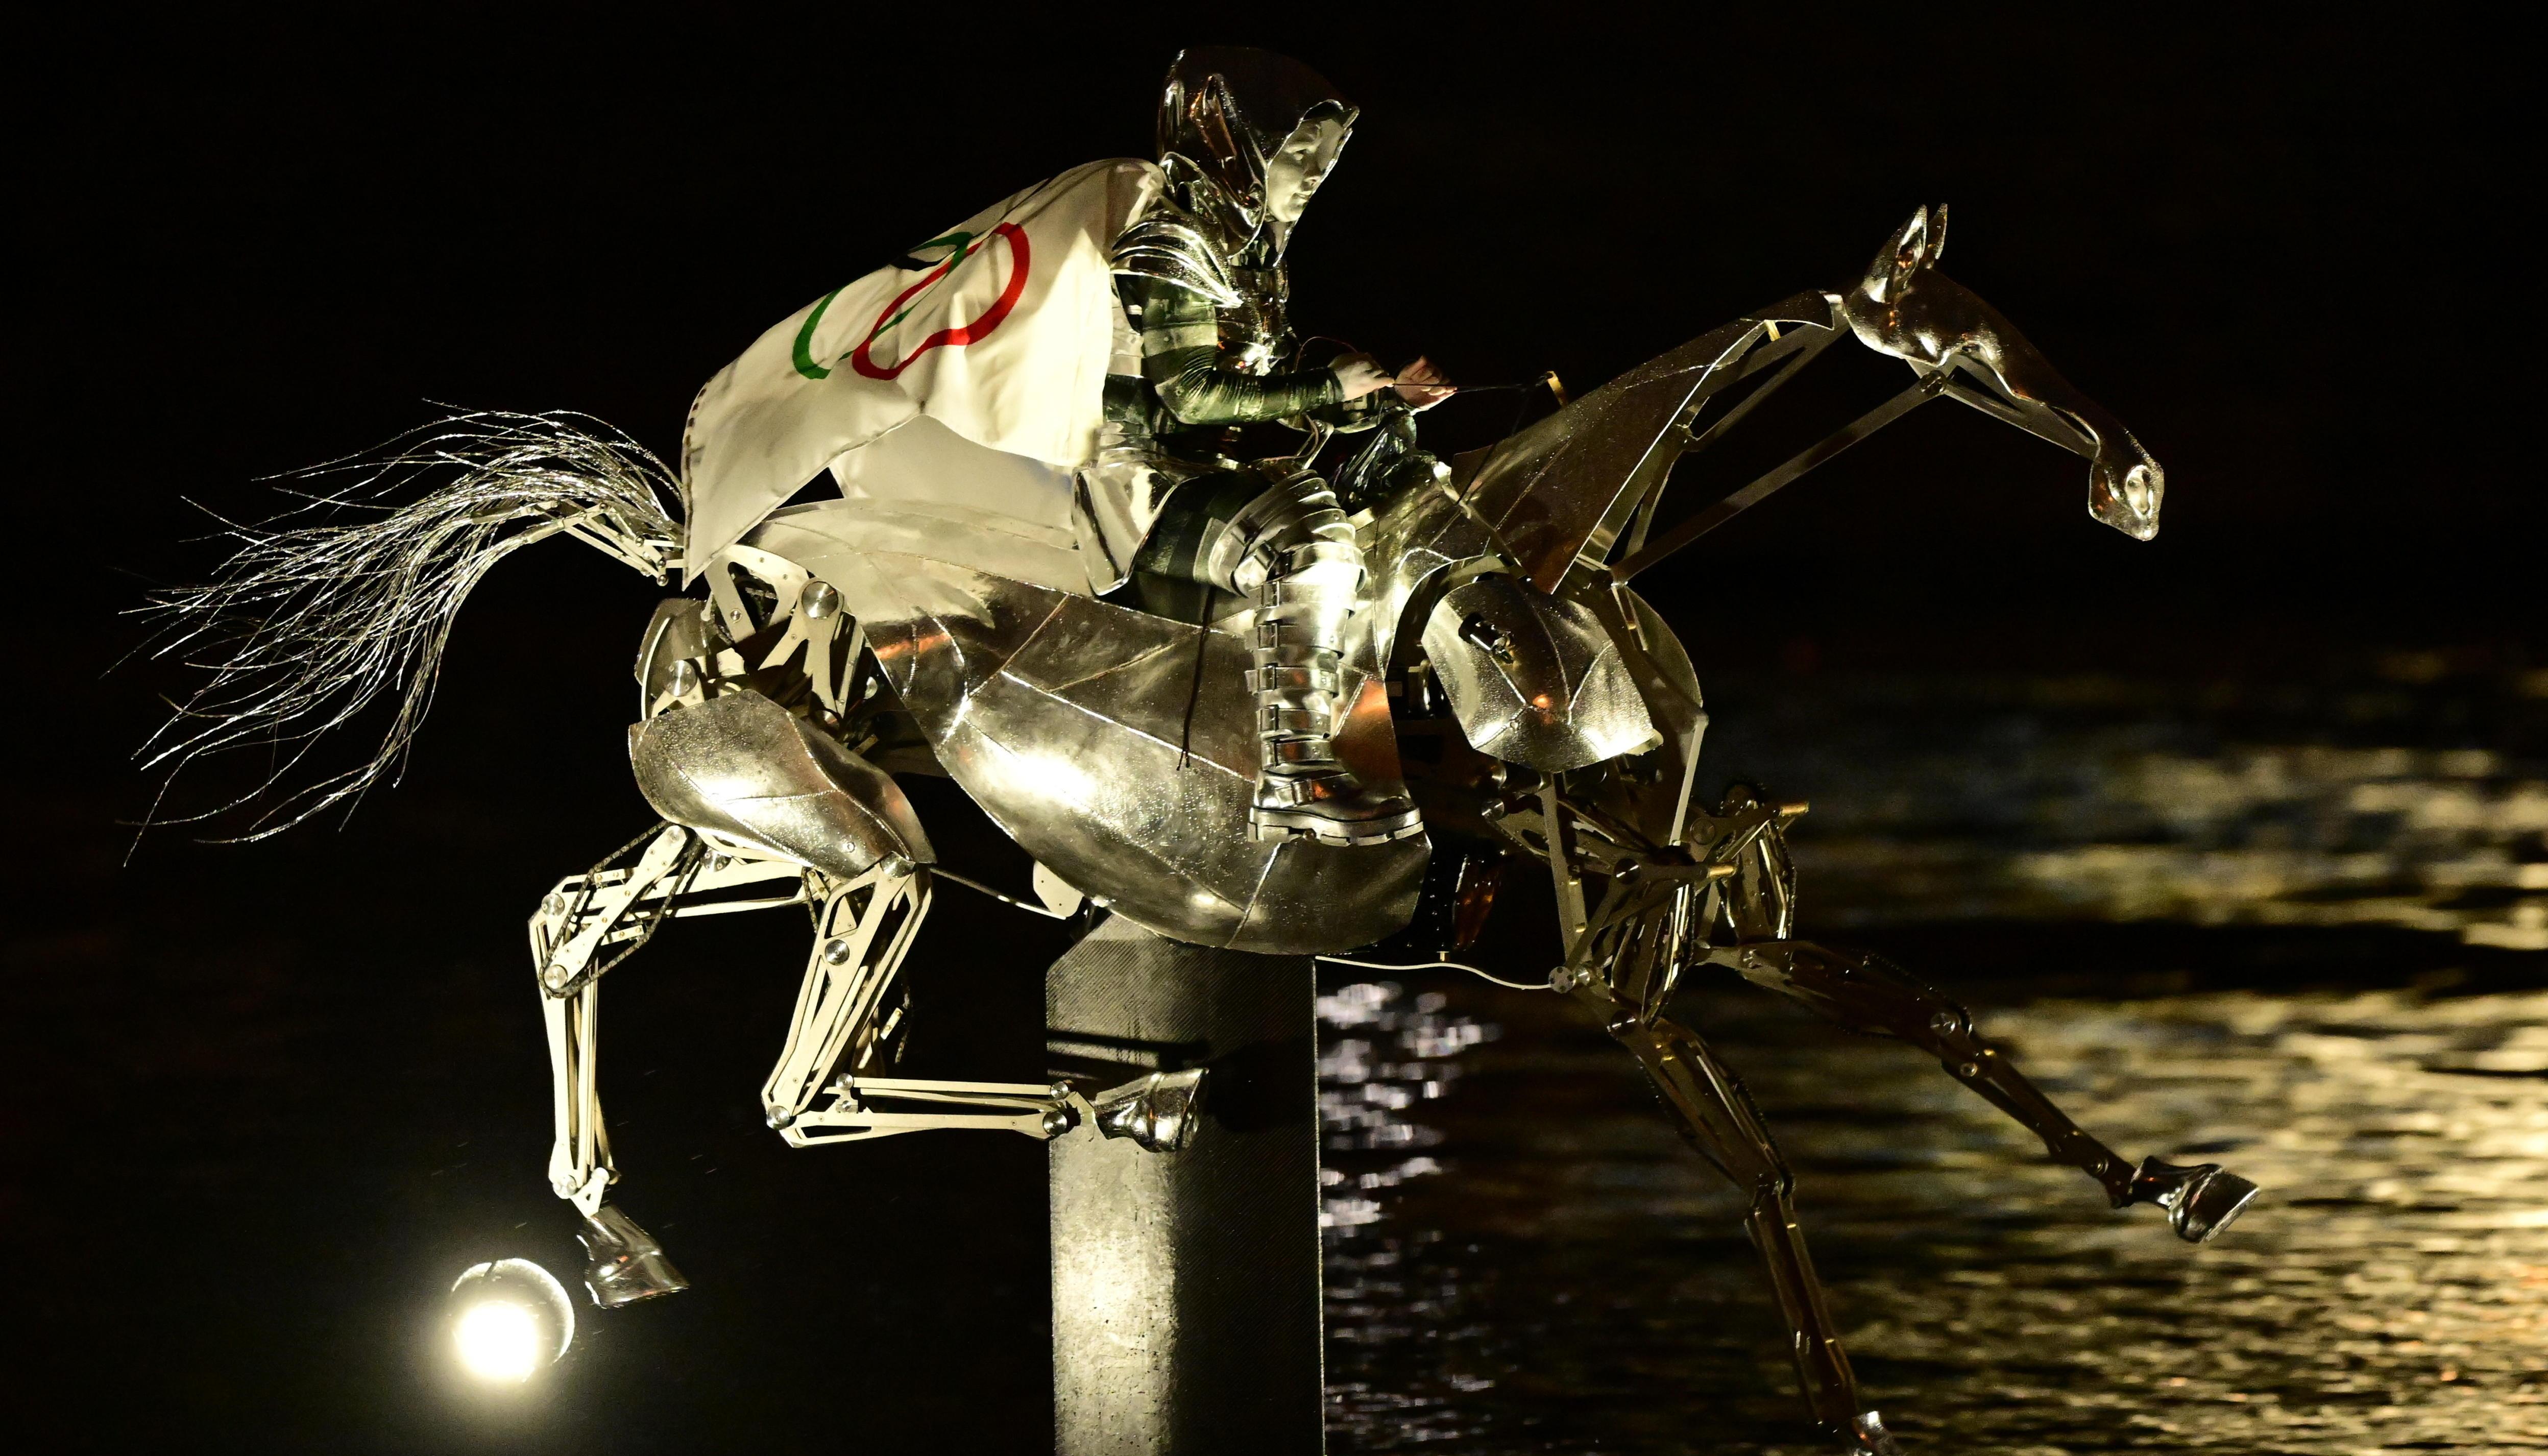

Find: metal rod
[1621,325,1842,559]
[1612,373,1947,583]
[930,866,1074,919]
[1933,374,2097,457]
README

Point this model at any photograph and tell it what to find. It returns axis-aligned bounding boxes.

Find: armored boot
[1201,471,1421,846]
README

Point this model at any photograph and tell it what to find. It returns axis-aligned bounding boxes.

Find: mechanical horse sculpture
[143,206,2251,1453]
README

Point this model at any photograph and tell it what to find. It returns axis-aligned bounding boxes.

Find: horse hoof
[1849,1409,1904,1455]
[1089,1067,1209,1153]
[2130,1157,2260,1244]
[578,1203,690,1307]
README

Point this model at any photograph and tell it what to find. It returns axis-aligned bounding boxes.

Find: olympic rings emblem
[791,223,1032,382]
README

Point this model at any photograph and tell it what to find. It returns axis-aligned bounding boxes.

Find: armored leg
[1188,469,1420,846]
[1726,939,2257,1242]
[1582,984,1897,1452]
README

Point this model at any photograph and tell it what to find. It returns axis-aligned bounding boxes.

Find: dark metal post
[1047,914,1324,1455]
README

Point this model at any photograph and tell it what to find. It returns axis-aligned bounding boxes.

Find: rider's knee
[1220,476,1363,595]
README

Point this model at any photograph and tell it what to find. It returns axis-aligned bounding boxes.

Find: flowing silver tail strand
[132,408,684,841]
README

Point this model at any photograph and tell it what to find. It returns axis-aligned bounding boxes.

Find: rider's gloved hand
[1392,355,1454,410]
[1332,353,1395,400]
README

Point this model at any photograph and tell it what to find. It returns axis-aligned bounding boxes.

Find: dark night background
[11,11,2540,1453]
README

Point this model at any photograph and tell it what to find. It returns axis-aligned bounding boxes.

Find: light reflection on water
[1321,665,2548,1452]
[1704,669,2548,950]
[1322,976,2548,1452]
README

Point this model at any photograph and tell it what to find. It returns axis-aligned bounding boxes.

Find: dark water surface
[1321,662,2548,1453]
[1319,970,2548,1453]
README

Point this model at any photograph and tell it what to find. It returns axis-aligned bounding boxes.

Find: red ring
[849,222,1032,381]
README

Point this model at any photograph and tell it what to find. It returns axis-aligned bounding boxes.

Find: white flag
[680,158,1161,578]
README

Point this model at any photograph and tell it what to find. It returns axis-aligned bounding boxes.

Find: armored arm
[1122,274,1346,424]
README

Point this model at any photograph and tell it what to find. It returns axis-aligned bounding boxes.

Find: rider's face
[1261,114,1349,225]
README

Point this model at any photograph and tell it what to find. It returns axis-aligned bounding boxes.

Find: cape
[680,158,1163,580]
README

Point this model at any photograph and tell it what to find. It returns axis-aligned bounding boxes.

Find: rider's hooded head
[1157,47,1356,256]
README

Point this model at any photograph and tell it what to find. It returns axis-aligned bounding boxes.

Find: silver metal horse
[145,207,2250,1453]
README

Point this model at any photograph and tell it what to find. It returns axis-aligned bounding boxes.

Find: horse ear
[1928,203,1948,263]
[1865,207,1935,302]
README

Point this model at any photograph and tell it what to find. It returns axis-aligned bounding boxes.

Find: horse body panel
[742,512,1428,953]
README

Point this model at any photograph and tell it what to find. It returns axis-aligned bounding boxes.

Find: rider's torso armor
[1076,188,1356,590]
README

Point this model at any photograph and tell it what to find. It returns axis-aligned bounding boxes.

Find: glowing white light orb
[455,1299,543,1381]
[446,1257,574,1383]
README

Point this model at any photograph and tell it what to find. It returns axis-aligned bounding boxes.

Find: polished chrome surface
[1418,574,1657,771]
[576,1204,688,1308]
[745,512,1426,953]
[2131,1156,2263,1244]
[1153,46,1355,251]
[1208,471,1425,846]
[1357,294,1840,613]
[716,212,2200,1443]
[1840,205,2165,541]
[1089,1068,1210,1153]
[143,154,2215,1447]
[627,689,932,879]
[1562,585,1710,848]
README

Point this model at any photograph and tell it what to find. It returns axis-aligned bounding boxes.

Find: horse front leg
[1721,940,2260,1242]
[1557,968,1902,1454]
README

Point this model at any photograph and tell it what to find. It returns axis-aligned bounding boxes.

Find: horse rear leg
[528,823,801,1306]
[1724,940,2258,1242]
[762,867,1147,1146]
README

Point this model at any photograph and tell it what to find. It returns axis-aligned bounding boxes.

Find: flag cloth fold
[680,158,1161,580]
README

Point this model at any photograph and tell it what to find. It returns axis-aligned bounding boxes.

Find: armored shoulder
[1111,211,1243,309]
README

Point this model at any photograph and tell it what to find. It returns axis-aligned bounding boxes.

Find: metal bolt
[1930,1011,1961,1036]
[543,894,564,914]
[1957,1061,1980,1079]
[800,580,841,620]
[821,937,853,965]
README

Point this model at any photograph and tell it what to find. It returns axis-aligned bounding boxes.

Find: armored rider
[1079,48,1451,848]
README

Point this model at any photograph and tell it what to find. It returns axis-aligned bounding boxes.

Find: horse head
[1845,205,2165,543]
